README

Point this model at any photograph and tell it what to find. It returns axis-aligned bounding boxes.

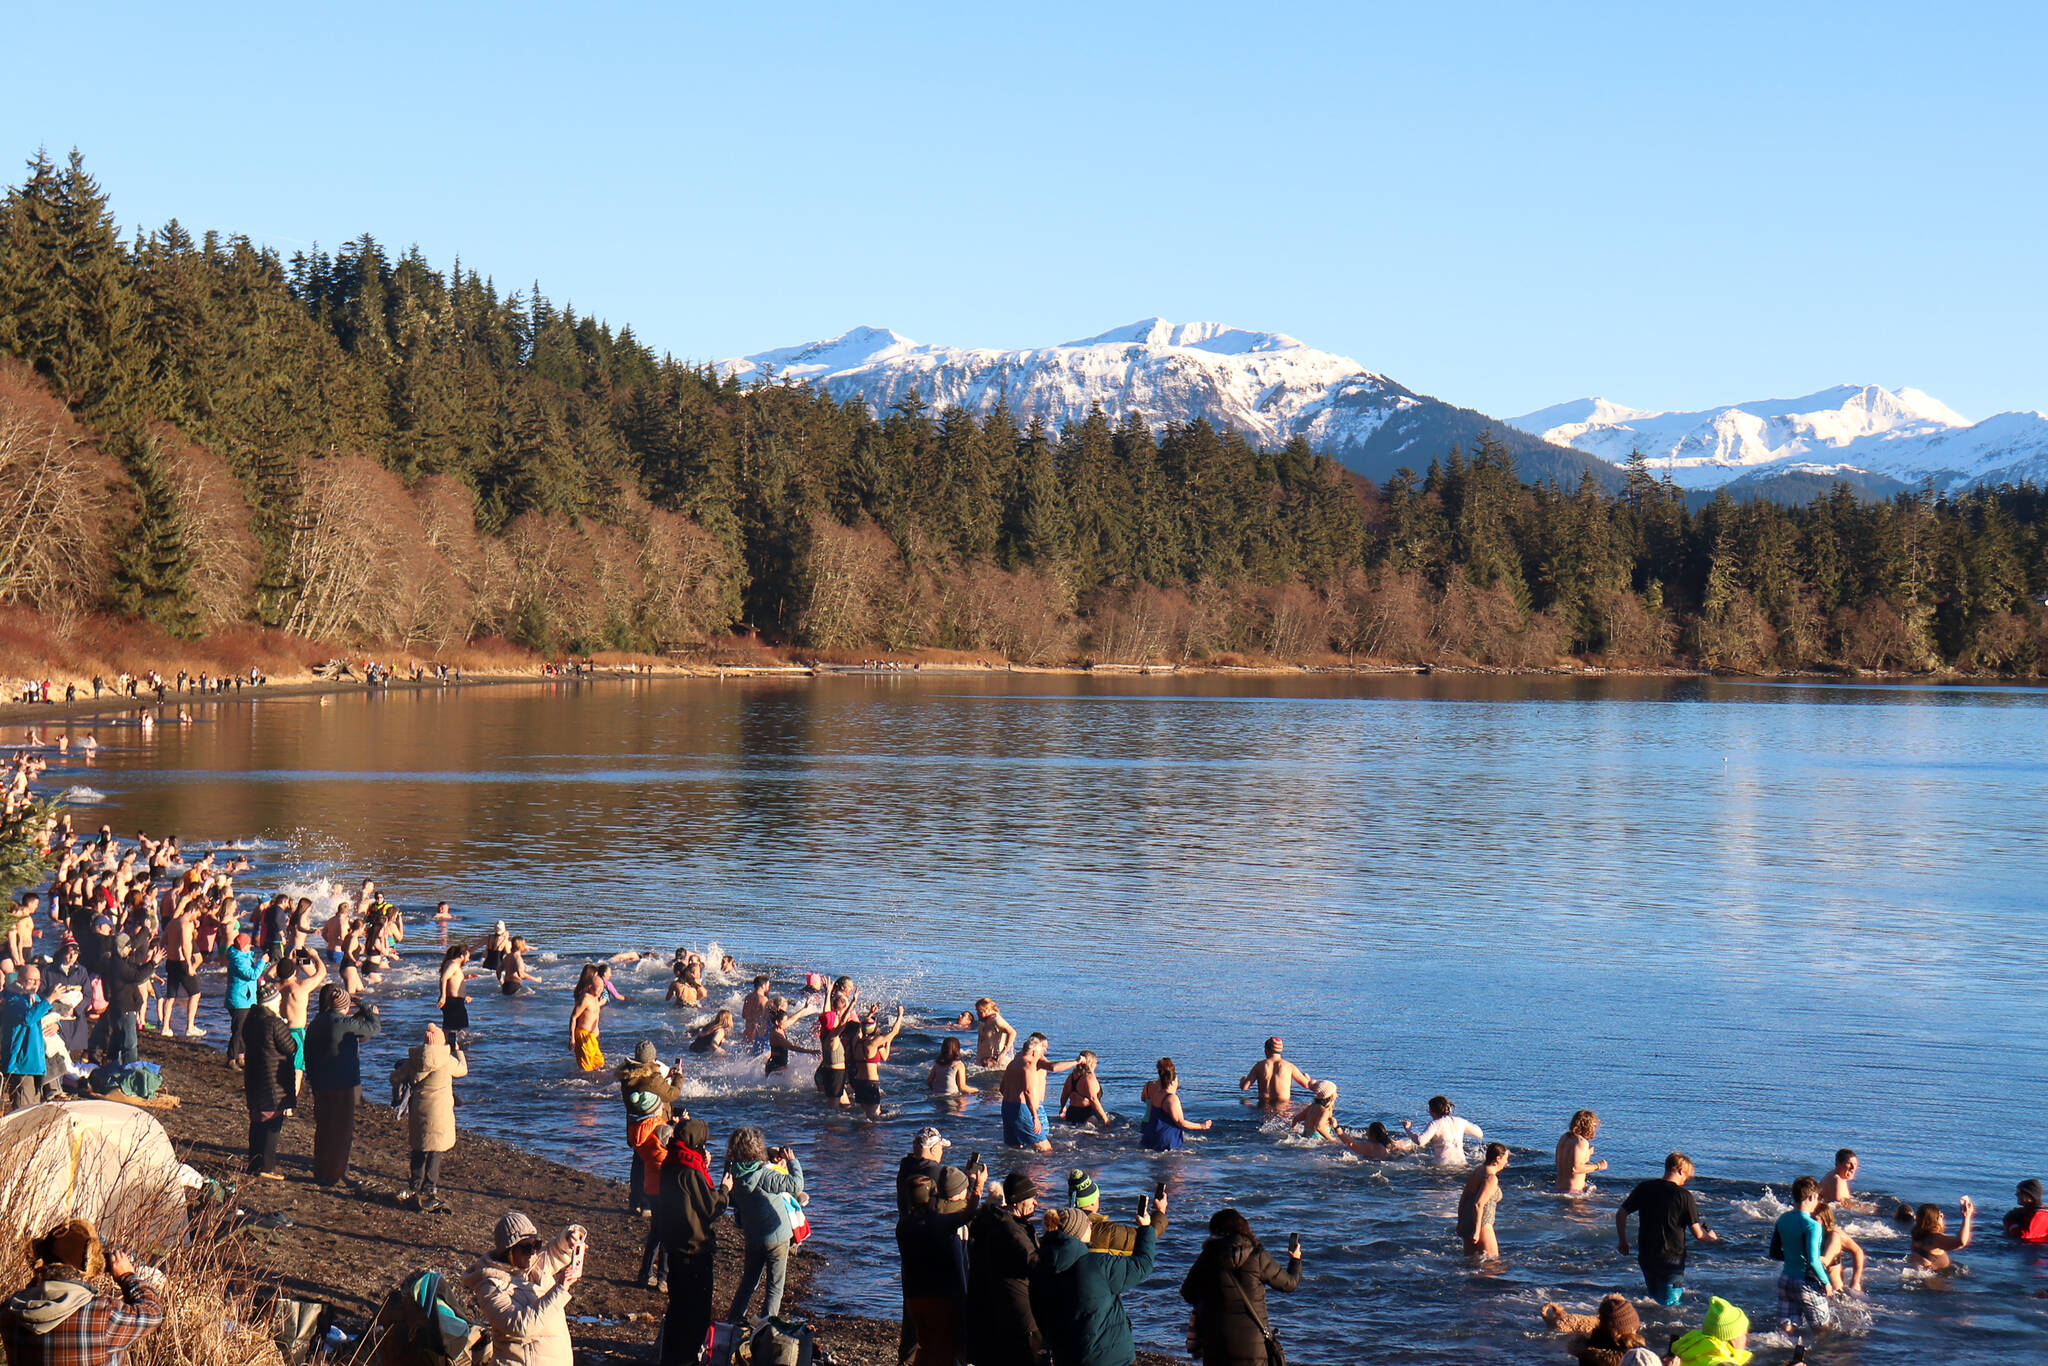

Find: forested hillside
[3,150,2047,674]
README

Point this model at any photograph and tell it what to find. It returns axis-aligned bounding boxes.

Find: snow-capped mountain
[720,319,1613,488]
[1511,386,2048,492]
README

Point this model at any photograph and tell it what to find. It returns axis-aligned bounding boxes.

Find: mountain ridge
[720,319,1621,490]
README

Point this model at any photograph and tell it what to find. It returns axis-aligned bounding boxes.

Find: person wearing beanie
[1670,1296,1753,1365]
[1541,1293,1647,1366]
[1038,1184,1167,1366]
[896,1164,986,1365]
[223,931,264,1069]
[303,982,380,1187]
[2003,1178,2048,1242]
[461,1211,586,1366]
[653,1118,731,1364]
[242,978,299,1179]
[1068,1169,1101,1211]
[615,1040,681,1217]
[966,1171,1045,1366]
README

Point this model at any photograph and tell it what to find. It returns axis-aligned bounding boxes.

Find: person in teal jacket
[1,964,55,1111]
[723,1126,805,1322]
[223,933,264,1069]
[1036,1194,1165,1366]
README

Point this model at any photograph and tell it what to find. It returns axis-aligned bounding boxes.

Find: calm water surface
[37,674,2048,1363]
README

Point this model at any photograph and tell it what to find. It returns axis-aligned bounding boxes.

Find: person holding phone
[724,1127,806,1322]
[461,1212,585,1366]
[1178,1207,1302,1366]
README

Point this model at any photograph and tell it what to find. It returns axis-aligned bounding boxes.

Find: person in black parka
[243,980,298,1178]
[1178,1208,1302,1366]
[652,1116,731,1365]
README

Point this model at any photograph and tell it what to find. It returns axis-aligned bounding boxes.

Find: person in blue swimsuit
[1140,1057,1211,1151]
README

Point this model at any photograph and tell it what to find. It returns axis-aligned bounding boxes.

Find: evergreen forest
[3,150,2047,674]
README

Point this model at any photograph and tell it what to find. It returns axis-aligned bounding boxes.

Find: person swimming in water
[1816,1201,1866,1295]
[667,956,707,1007]
[1239,1037,1316,1109]
[1458,1142,1510,1259]
[1335,1120,1415,1161]
[1290,1080,1341,1140]
[1820,1148,1869,1211]
[1554,1109,1608,1194]
[689,1008,735,1055]
[499,936,538,995]
[1405,1095,1483,1165]
[1057,1050,1111,1127]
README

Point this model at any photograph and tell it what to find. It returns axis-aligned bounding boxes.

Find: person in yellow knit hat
[1670,1296,1754,1365]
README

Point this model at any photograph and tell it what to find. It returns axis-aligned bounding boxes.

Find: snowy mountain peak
[723,326,918,383]
[1512,383,2048,492]
[1060,318,1304,356]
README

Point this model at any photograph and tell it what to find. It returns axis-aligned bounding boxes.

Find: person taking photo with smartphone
[1179,1207,1302,1366]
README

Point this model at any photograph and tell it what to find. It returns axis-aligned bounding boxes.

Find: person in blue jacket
[723,1126,805,1322]
[1036,1190,1166,1366]
[1,964,55,1111]
[223,932,265,1069]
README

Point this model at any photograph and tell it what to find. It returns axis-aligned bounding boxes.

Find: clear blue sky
[6,2,2043,421]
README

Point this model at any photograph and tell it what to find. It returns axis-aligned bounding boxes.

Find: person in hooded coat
[243,980,299,1178]
[391,1022,468,1211]
[1178,1208,1302,1366]
[616,1040,682,1215]
[652,1117,732,1365]
[965,1171,1046,1366]
[1036,1196,1165,1366]
[302,983,380,1186]
[460,1210,584,1366]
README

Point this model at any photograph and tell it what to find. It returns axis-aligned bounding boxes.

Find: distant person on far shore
[1139,1056,1211,1152]
[1405,1095,1482,1165]
[1617,1151,1718,1306]
[1555,1110,1608,1194]
[1240,1036,1315,1109]
[1459,1142,1510,1259]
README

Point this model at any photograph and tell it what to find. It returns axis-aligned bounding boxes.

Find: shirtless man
[286,897,316,957]
[1554,1109,1609,1194]
[1239,1037,1315,1108]
[975,998,1017,1067]
[277,949,328,1098]
[162,896,206,1037]
[741,974,774,1048]
[1820,1149,1868,1211]
[1000,1032,1077,1151]
[4,893,36,971]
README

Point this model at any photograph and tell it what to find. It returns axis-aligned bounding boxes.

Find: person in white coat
[460,1211,585,1366]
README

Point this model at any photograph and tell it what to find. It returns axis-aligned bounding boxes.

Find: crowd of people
[3,788,2046,1366]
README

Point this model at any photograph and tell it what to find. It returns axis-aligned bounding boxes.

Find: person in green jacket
[1035,1191,1166,1366]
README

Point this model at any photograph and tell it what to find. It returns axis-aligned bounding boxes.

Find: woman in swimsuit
[845,1005,903,1117]
[667,957,706,1007]
[1140,1057,1210,1151]
[1057,1049,1111,1126]
[1457,1142,1509,1258]
[1908,1198,1975,1270]
[765,1006,817,1076]
[482,921,511,973]
[438,944,475,1038]
[1817,1202,1866,1294]
[1291,1080,1340,1140]
[690,1009,734,1055]
[929,1037,971,1098]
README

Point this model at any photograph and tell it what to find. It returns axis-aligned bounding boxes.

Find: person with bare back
[162,896,207,1038]
[1000,1033,1077,1151]
[975,998,1017,1068]
[1239,1037,1314,1108]
[1554,1109,1608,1194]
[277,949,329,1099]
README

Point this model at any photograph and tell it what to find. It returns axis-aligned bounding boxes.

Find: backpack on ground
[368,1270,481,1365]
[751,1318,814,1366]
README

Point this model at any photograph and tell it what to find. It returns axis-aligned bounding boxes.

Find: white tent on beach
[0,1101,200,1248]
